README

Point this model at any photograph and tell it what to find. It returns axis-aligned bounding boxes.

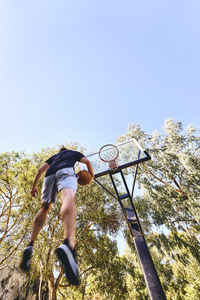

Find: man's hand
[89,173,95,182]
[80,157,95,180]
[30,162,49,198]
[31,187,38,197]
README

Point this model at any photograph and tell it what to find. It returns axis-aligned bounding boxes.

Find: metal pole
[95,169,166,300]
[126,207,166,300]
[109,171,166,300]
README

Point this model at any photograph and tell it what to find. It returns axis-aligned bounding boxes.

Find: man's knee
[60,199,75,219]
[34,203,52,226]
[42,202,52,211]
[60,188,76,218]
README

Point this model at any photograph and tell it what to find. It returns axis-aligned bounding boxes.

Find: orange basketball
[77,170,92,186]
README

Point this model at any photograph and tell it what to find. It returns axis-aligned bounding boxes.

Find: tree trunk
[48,278,57,300]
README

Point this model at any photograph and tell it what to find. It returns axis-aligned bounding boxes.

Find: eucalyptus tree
[0,144,128,299]
[118,119,200,299]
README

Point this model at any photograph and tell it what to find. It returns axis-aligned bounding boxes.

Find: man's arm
[80,157,95,179]
[31,162,50,197]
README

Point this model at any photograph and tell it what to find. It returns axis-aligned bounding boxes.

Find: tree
[118,119,200,299]
[0,151,38,269]
[2,119,199,299]
[0,144,128,299]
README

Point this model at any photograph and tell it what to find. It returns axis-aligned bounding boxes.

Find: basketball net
[99,144,119,170]
[108,158,118,169]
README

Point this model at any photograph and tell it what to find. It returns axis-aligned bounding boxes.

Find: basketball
[77,170,92,186]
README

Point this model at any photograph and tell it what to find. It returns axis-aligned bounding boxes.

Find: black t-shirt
[45,150,85,177]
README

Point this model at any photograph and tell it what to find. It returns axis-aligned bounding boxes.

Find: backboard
[83,140,165,300]
[86,139,151,178]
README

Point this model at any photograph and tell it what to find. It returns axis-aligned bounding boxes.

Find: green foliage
[122,245,149,300]
[118,119,200,299]
[0,143,127,299]
[1,120,200,299]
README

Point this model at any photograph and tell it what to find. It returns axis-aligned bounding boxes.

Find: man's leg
[56,188,79,285]
[30,202,53,242]
[60,188,76,249]
[20,202,52,271]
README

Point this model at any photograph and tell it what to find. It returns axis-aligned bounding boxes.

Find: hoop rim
[98,143,119,162]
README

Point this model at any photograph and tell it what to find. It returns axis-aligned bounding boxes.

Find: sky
[1,0,200,255]
[0,0,200,155]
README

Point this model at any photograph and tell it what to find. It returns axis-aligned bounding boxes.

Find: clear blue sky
[1,0,200,154]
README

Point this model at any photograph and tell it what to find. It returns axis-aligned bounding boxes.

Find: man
[20,147,94,286]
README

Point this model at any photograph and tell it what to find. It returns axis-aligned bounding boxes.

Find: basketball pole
[95,166,166,300]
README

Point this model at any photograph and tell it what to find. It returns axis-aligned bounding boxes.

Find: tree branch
[0,231,27,265]
[145,168,167,185]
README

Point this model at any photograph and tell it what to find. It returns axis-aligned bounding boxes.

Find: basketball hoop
[99,144,119,170]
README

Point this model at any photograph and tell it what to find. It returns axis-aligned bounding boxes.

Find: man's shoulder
[46,153,58,164]
[49,153,58,160]
[68,150,84,155]
[69,150,85,160]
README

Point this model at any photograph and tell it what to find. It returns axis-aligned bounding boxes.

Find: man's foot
[56,241,79,286]
[20,246,33,271]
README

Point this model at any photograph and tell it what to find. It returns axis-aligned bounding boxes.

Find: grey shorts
[42,168,77,204]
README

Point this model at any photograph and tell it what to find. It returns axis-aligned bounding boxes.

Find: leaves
[0,146,127,299]
[1,121,200,299]
[118,119,200,299]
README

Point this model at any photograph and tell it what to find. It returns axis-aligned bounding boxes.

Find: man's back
[45,149,84,177]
